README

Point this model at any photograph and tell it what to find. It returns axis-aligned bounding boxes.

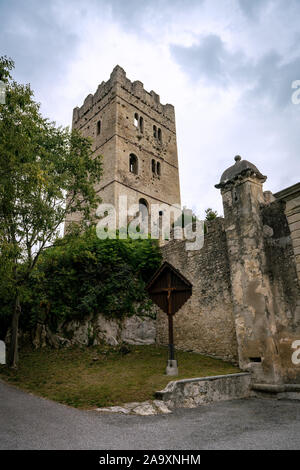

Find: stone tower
[65,66,181,232]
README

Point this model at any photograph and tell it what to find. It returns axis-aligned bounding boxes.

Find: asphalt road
[0,379,299,450]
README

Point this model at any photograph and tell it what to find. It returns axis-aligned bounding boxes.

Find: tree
[0,57,102,367]
[205,208,218,221]
[14,230,162,333]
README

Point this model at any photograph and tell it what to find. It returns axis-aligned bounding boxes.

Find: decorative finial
[234,155,241,162]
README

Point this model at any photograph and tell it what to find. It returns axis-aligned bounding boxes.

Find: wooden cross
[147,262,192,364]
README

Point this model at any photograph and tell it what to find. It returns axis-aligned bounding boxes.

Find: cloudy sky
[1,0,300,217]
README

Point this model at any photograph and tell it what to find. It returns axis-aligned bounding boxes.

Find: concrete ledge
[155,373,252,409]
[252,383,300,400]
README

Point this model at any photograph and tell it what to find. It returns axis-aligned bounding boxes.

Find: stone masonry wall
[157,218,238,362]
[262,199,300,328]
[261,198,300,384]
[155,373,251,408]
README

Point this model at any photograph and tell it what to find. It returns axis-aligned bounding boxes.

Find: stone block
[289,221,300,232]
[156,373,252,408]
[287,213,300,225]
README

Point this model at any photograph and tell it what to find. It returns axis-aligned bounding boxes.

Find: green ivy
[0,229,161,335]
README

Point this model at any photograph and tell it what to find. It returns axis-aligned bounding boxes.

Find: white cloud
[1,0,300,219]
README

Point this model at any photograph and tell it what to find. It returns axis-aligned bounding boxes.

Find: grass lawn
[0,344,240,409]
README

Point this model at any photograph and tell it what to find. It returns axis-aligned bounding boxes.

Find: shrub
[0,229,161,334]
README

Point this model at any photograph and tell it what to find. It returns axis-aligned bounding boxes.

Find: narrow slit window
[158,128,162,142]
[139,116,144,133]
[152,159,156,173]
[129,153,138,175]
[153,125,157,138]
[157,161,161,176]
[134,113,139,127]
[97,120,101,135]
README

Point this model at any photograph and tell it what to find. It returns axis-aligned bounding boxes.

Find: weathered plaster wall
[216,159,300,385]
[220,177,283,383]
[261,195,300,384]
[286,194,300,281]
[262,199,300,328]
[157,218,238,362]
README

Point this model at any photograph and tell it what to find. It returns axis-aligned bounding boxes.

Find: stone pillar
[216,156,281,383]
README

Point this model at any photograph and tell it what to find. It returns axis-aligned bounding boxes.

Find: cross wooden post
[167,270,175,362]
[146,262,192,376]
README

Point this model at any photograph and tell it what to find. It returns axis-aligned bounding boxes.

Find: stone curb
[155,372,252,408]
[95,373,252,415]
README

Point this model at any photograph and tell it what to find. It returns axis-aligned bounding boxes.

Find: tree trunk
[7,292,21,368]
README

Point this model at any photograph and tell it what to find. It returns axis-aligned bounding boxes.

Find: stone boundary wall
[158,218,238,362]
[155,373,252,408]
[262,199,300,328]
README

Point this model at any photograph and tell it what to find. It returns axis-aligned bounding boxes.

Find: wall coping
[162,372,250,388]
[155,372,252,408]
[274,182,300,201]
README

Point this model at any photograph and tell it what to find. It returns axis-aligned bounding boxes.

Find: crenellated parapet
[72,65,175,125]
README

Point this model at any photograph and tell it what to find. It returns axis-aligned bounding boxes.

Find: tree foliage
[0,56,102,366]
[205,208,218,221]
[0,230,162,335]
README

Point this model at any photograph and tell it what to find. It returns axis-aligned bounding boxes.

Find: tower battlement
[73,65,175,125]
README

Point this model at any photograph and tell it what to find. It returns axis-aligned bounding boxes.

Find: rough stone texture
[65,65,181,232]
[216,159,300,385]
[157,217,238,362]
[96,400,172,415]
[262,199,300,328]
[121,315,156,345]
[274,184,300,285]
[95,315,120,346]
[29,313,156,349]
[155,373,251,408]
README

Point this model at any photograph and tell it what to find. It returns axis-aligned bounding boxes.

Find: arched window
[138,198,149,234]
[134,113,139,127]
[153,125,157,138]
[129,153,138,175]
[151,159,156,174]
[139,198,149,221]
[139,116,144,133]
[157,161,161,176]
[96,120,101,135]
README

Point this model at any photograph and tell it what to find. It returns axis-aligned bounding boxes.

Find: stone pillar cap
[215,156,267,189]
